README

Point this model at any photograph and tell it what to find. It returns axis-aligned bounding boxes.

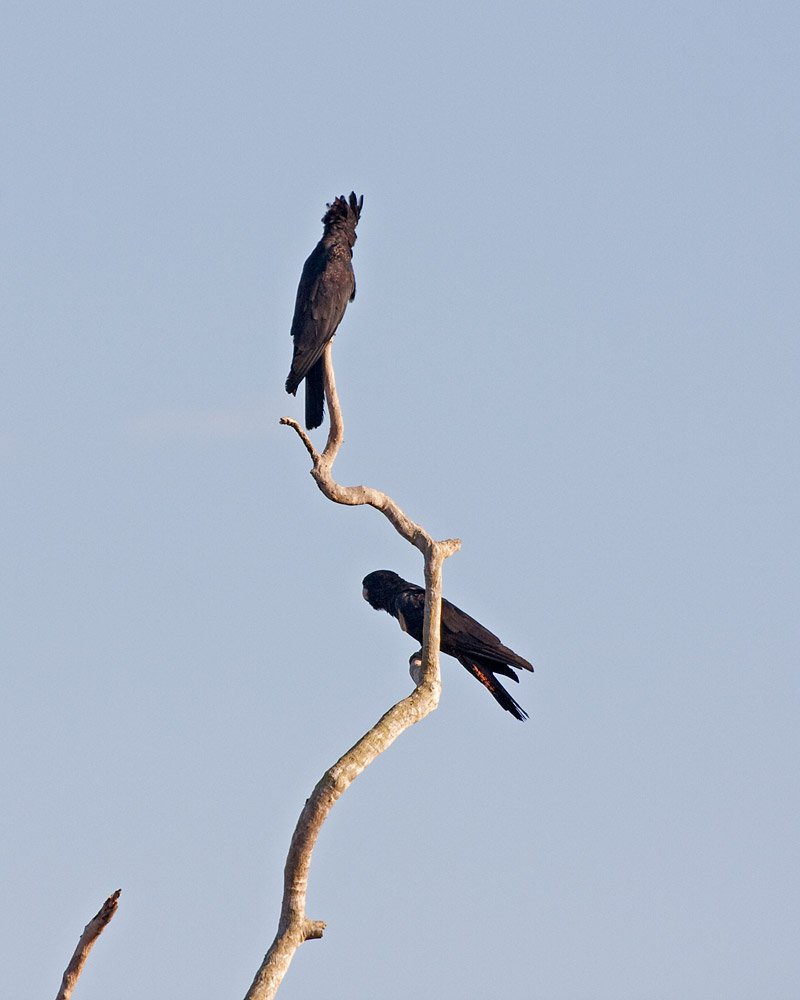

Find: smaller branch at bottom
[55,889,121,1000]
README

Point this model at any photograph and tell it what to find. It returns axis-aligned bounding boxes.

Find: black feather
[285,193,363,430]
[362,570,533,721]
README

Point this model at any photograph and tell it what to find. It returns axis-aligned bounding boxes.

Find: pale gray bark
[245,343,459,999]
[55,890,120,1000]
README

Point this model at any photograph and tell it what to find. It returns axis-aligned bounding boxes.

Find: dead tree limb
[245,344,459,1000]
[55,890,120,1000]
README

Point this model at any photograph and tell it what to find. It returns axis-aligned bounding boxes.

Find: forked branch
[245,346,459,1000]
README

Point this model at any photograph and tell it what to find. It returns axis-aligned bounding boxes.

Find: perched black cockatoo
[285,192,363,429]
[362,570,533,721]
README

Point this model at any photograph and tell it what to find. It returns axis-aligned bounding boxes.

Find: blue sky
[2,2,798,998]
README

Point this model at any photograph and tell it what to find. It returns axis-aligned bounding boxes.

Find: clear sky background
[2,2,798,998]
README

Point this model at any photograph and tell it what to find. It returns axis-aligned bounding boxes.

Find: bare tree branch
[281,342,460,561]
[247,348,460,999]
[320,339,345,463]
[55,890,120,1000]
